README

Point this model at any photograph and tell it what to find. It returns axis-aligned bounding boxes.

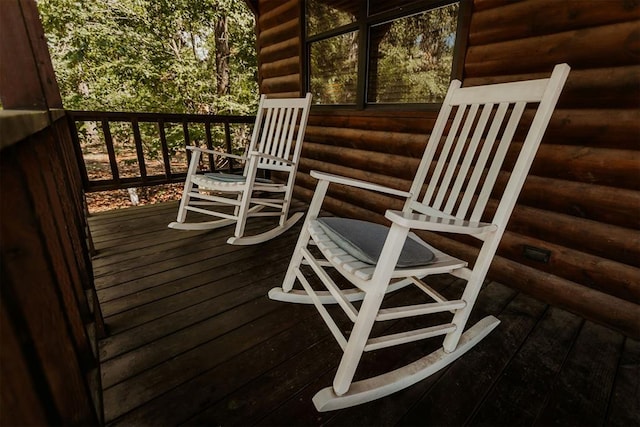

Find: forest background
[38,0,259,211]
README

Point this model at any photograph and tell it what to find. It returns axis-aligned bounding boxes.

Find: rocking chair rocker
[168,93,312,245]
[269,65,570,410]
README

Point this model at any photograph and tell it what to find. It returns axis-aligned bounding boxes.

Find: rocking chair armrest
[248,151,295,165]
[186,145,246,161]
[310,171,412,198]
[385,210,498,236]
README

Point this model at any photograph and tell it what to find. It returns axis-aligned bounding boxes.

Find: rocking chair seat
[309,219,465,283]
[316,217,435,267]
[204,172,272,184]
[190,173,275,191]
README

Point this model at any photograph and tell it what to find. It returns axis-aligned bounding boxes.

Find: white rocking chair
[168,93,312,245]
[269,64,570,410]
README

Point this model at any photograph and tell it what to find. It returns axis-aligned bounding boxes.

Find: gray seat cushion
[316,217,435,268]
[204,172,272,184]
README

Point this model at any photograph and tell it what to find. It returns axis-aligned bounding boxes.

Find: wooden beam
[0,0,62,109]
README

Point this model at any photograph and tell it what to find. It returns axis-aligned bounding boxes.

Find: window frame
[302,0,472,110]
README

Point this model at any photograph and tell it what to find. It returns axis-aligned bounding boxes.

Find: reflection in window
[368,3,459,104]
[305,0,463,106]
[309,31,359,105]
[306,0,358,37]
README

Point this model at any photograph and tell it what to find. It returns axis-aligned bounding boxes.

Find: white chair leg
[281,179,329,293]
[332,223,410,395]
[174,150,201,224]
[333,290,386,395]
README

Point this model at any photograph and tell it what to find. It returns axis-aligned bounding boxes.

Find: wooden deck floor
[89,201,639,426]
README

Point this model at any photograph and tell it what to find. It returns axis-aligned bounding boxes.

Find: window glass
[307,0,359,37]
[367,3,459,104]
[305,0,461,106]
[309,31,359,104]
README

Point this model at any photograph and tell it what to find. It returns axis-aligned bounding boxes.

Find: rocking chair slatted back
[251,96,310,172]
[407,67,570,230]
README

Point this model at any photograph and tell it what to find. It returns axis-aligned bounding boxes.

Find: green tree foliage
[38,0,258,115]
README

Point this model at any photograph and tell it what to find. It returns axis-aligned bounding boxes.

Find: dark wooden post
[1,0,104,424]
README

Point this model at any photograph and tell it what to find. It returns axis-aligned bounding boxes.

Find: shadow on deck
[88,201,638,426]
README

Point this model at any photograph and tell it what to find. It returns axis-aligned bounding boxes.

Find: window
[305,0,469,107]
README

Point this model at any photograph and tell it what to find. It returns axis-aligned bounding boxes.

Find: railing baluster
[157,119,172,179]
[182,120,192,172]
[131,118,147,182]
[205,120,215,172]
[101,119,120,184]
[224,120,233,173]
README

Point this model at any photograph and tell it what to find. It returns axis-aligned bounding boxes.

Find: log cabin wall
[1,0,104,424]
[256,0,303,97]
[254,0,640,338]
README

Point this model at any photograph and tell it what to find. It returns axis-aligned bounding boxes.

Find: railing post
[100,119,120,184]
[224,120,233,172]
[205,120,215,172]
[67,113,91,191]
[131,118,147,183]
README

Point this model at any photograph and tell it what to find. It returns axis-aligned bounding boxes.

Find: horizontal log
[498,231,640,303]
[309,111,440,134]
[258,0,299,30]
[506,203,640,268]
[516,176,640,230]
[526,144,640,190]
[495,140,640,190]
[261,73,300,94]
[470,0,640,46]
[541,109,640,150]
[259,36,300,64]
[464,66,640,110]
[298,157,412,194]
[465,21,640,77]
[304,125,428,156]
[301,141,420,181]
[295,172,405,216]
[258,17,299,48]
[260,56,299,79]
[291,184,640,338]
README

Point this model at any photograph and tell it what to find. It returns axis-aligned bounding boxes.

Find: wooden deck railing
[67,110,255,192]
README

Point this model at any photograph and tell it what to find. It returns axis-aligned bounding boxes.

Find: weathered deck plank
[88,201,637,426]
[468,306,584,425]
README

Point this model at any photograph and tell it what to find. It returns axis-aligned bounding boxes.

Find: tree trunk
[215,15,230,99]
